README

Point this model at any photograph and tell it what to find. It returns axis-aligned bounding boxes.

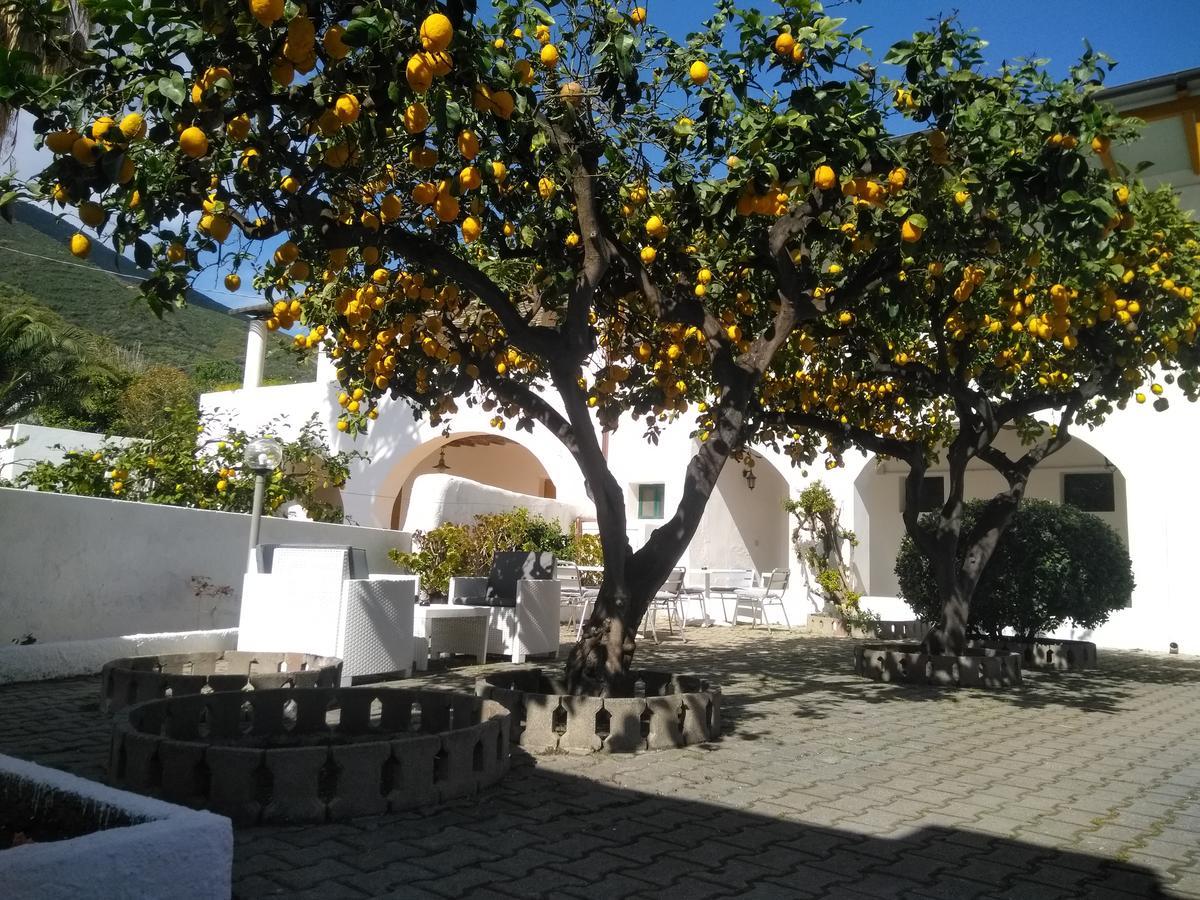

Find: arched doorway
[390,433,558,529]
[687,453,791,575]
[852,430,1129,597]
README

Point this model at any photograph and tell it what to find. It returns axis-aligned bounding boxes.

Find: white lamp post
[244,437,284,571]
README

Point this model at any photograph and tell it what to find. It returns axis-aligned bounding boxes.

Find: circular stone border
[968,637,1097,670]
[476,668,721,754]
[100,652,343,715]
[109,687,510,824]
[854,643,1022,688]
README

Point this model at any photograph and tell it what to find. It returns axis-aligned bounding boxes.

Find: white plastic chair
[645,567,686,644]
[734,568,791,631]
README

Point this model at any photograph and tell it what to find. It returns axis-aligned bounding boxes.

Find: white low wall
[401,473,587,532]
[0,754,232,900]
[0,487,411,644]
[0,628,238,685]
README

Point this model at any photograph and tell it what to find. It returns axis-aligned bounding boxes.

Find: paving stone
[2,633,1198,900]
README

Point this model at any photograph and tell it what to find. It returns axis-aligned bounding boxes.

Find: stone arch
[687,451,792,576]
[850,429,1129,597]
[388,433,558,529]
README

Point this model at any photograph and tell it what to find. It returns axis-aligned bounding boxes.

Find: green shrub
[16,407,359,522]
[390,508,586,599]
[895,499,1134,638]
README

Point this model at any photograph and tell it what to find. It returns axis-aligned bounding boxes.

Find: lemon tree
[17,406,359,521]
[10,1,1200,681]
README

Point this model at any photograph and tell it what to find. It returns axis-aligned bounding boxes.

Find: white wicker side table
[413,605,492,671]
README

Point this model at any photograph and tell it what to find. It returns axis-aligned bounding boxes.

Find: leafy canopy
[9,0,1200,480]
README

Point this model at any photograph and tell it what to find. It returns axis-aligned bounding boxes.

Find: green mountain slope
[0,203,313,384]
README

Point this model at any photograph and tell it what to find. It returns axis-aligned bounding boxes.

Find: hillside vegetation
[0,203,313,384]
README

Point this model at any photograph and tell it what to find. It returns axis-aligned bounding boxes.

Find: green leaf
[157,74,184,105]
[342,18,380,47]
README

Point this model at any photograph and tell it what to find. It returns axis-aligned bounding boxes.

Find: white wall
[0,423,137,482]
[0,487,411,644]
[401,474,585,532]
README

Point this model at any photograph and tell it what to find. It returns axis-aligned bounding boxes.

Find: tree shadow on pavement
[228,754,1179,899]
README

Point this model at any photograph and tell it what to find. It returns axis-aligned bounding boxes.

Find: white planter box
[0,754,232,900]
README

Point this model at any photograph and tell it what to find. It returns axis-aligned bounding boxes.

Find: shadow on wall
[690,454,791,574]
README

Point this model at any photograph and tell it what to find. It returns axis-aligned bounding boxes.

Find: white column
[243,319,267,390]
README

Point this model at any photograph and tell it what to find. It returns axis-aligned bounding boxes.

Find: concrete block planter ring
[108,687,511,824]
[854,643,1022,688]
[969,637,1097,670]
[477,668,721,753]
[100,651,343,715]
[806,614,931,641]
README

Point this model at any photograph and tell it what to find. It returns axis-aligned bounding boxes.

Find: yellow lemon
[71,136,99,166]
[406,54,433,93]
[178,126,208,158]
[419,13,453,52]
[900,218,924,243]
[78,202,104,227]
[631,7,646,24]
[323,25,349,60]
[45,130,79,154]
[462,216,482,242]
[403,103,429,133]
[457,129,480,159]
[69,233,91,258]
[689,60,710,85]
[249,0,284,26]
[334,94,360,124]
[540,44,560,67]
[119,113,146,141]
[813,165,837,191]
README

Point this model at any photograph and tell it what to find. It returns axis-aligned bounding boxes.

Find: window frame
[1062,471,1116,513]
[636,483,665,520]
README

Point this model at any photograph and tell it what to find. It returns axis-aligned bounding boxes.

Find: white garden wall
[0,487,410,645]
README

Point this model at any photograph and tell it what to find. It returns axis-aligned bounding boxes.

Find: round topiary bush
[895,499,1134,639]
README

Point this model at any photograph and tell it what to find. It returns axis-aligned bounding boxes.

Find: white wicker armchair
[447,552,562,664]
[238,545,416,682]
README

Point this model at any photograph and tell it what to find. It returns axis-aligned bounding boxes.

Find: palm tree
[0,305,114,425]
[0,0,89,152]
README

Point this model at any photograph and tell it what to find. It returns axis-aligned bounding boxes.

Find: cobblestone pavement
[3,628,1200,899]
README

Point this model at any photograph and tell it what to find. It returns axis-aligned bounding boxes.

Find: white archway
[388,432,558,529]
[850,429,1129,597]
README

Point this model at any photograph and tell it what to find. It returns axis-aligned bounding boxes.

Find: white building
[204,68,1200,654]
